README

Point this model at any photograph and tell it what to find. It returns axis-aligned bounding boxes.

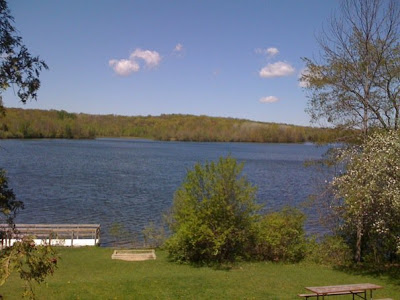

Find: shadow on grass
[335,263,400,286]
[165,254,238,271]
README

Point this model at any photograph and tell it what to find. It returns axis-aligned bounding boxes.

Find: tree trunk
[355,217,363,263]
[363,106,368,137]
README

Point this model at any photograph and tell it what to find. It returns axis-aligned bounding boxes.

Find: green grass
[1,247,399,299]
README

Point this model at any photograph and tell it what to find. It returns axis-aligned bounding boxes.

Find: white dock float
[0,224,101,248]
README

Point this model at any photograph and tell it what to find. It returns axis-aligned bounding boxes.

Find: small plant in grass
[1,170,58,299]
[0,238,58,299]
[142,222,166,248]
[109,222,133,247]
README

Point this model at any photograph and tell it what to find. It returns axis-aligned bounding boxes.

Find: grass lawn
[1,247,399,299]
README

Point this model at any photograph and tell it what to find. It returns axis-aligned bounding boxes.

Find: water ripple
[0,139,331,246]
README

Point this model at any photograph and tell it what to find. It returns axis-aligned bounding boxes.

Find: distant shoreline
[0,108,352,143]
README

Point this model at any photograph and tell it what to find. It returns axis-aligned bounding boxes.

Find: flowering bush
[332,131,400,263]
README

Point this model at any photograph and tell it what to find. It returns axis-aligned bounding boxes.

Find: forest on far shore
[0,108,352,143]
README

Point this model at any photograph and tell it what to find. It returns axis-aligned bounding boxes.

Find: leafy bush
[0,238,58,299]
[165,156,259,265]
[306,235,352,266]
[108,223,131,247]
[0,169,23,225]
[252,207,307,262]
[142,222,166,248]
[332,131,400,263]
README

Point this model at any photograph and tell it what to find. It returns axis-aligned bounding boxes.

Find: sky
[5,0,340,126]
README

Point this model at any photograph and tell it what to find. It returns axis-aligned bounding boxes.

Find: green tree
[0,1,56,298]
[301,0,400,136]
[165,156,259,264]
[332,131,400,263]
[0,169,23,225]
[0,0,48,112]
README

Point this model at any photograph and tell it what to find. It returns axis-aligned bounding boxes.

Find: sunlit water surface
[0,139,331,246]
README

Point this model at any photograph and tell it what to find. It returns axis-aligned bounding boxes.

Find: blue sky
[5,1,339,126]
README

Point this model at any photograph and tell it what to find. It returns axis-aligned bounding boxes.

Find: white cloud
[108,59,140,76]
[266,47,279,57]
[174,43,183,52]
[259,61,295,78]
[130,49,161,68]
[259,96,279,103]
[109,48,161,76]
[255,47,279,57]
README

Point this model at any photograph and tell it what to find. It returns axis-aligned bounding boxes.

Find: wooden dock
[0,224,101,248]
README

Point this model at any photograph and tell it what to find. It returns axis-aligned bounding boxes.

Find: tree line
[0,108,351,143]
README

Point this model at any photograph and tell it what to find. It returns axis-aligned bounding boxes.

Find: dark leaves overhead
[0,0,48,106]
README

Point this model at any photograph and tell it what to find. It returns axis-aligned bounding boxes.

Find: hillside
[0,108,349,143]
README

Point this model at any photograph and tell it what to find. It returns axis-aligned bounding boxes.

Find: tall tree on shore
[0,0,48,225]
[301,0,400,137]
[0,1,56,298]
[303,0,400,264]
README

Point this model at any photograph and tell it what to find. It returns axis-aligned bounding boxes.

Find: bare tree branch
[301,0,400,137]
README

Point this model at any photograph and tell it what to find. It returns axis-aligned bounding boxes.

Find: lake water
[0,139,331,246]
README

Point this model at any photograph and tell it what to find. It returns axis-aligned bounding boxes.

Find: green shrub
[165,156,259,265]
[306,235,352,266]
[108,223,131,247]
[142,222,166,248]
[252,207,307,262]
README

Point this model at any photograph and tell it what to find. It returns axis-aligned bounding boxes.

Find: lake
[0,139,331,246]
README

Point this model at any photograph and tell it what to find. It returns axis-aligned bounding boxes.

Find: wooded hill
[0,108,350,143]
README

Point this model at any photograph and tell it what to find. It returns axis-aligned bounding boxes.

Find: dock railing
[0,224,101,248]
